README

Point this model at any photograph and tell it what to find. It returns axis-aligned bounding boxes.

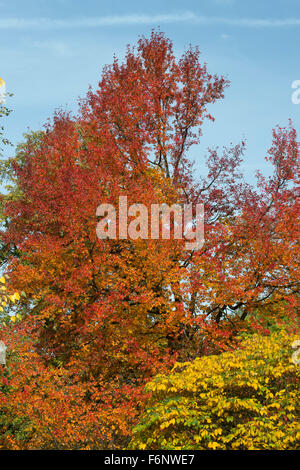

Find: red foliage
[0,32,299,449]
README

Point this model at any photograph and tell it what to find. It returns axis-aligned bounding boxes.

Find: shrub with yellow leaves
[130,330,299,450]
[0,275,23,320]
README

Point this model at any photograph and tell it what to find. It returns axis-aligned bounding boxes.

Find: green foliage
[0,130,45,210]
[130,329,300,450]
[0,127,45,271]
[0,101,12,155]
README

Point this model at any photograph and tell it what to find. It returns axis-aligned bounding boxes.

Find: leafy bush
[130,330,300,450]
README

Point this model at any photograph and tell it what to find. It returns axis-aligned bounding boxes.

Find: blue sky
[0,0,300,181]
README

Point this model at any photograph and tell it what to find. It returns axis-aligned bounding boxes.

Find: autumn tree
[0,31,299,448]
[1,31,230,367]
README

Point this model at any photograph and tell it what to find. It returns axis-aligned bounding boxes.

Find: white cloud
[0,12,196,29]
[0,12,300,30]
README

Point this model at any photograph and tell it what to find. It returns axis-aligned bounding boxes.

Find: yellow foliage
[130,330,300,450]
